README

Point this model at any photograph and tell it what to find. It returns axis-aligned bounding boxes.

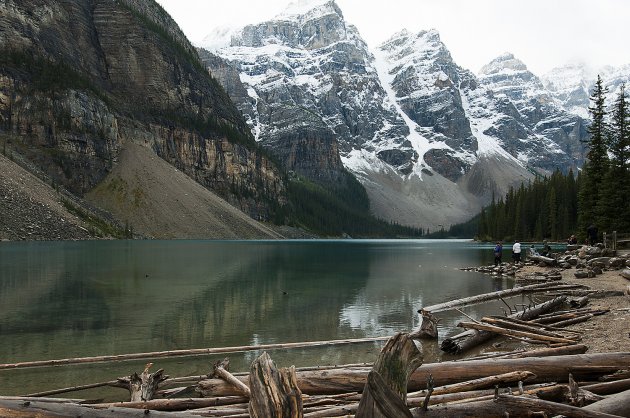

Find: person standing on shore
[587,224,598,245]
[512,240,522,263]
[494,241,503,266]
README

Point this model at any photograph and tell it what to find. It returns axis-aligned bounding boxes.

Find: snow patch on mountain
[459,87,518,161]
[200,26,241,51]
[372,47,448,178]
[279,0,340,21]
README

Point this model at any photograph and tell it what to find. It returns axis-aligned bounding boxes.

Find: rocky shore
[463,244,630,353]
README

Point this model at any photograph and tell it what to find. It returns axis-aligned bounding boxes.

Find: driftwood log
[409,394,623,418]
[0,397,186,418]
[213,359,251,398]
[197,352,630,397]
[528,255,557,266]
[412,283,581,339]
[480,316,580,340]
[441,295,567,354]
[0,336,391,371]
[407,371,535,399]
[248,352,302,418]
[583,378,630,395]
[583,388,630,416]
[356,333,422,417]
[117,363,167,402]
[457,321,578,345]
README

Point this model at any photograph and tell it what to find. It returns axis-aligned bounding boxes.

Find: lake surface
[0,239,513,397]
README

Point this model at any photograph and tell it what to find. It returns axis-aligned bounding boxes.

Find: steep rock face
[542,63,594,119]
[374,30,477,180]
[202,1,588,229]
[201,0,411,188]
[543,63,630,118]
[378,30,475,154]
[477,53,588,170]
[0,0,285,219]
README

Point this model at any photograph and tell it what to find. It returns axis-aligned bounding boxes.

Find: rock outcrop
[0,0,286,222]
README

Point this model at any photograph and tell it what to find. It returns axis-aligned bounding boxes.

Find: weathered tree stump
[356,332,423,417]
[248,352,303,418]
[117,363,167,402]
[409,310,439,339]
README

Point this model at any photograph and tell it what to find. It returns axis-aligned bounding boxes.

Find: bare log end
[410,310,439,340]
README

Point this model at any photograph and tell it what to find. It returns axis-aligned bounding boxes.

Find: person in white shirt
[512,241,522,263]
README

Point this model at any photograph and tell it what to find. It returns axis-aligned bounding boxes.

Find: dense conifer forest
[445,77,630,242]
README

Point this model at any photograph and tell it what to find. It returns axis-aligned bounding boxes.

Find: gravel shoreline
[516,259,630,353]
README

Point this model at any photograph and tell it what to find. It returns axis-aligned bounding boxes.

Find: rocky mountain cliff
[0,0,286,225]
[543,63,630,119]
[201,0,590,229]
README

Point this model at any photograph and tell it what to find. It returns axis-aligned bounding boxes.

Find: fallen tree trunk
[455,343,587,362]
[412,283,583,339]
[213,359,251,398]
[408,397,621,418]
[24,380,124,398]
[582,378,630,395]
[551,313,596,328]
[196,353,630,397]
[502,344,588,358]
[441,295,567,354]
[0,337,390,371]
[583,388,630,416]
[419,282,578,314]
[407,371,535,399]
[409,394,623,418]
[493,394,622,418]
[0,398,187,418]
[457,321,578,344]
[96,396,249,410]
[480,316,580,340]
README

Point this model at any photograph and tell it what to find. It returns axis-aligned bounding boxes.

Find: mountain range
[1,0,628,239]
[201,0,628,230]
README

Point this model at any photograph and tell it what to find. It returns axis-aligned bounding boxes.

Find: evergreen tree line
[450,76,629,242]
[476,170,579,242]
[577,77,630,240]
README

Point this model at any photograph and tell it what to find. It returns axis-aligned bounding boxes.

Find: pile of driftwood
[1,340,629,417]
[1,282,628,417]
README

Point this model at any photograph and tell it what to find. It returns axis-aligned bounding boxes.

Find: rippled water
[0,239,513,396]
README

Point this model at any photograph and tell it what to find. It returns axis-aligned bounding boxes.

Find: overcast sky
[156,0,630,76]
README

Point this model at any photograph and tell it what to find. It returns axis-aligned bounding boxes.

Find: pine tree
[597,83,630,233]
[578,75,609,239]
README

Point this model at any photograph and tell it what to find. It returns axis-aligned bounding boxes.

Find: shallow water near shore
[0,239,516,397]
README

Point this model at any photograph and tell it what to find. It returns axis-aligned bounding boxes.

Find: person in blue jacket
[493,241,503,266]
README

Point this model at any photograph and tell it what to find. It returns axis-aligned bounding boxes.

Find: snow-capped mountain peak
[479,52,528,76]
[277,0,343,22]
[200,3,590,230]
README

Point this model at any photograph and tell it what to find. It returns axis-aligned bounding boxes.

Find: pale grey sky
[156,0,630,76]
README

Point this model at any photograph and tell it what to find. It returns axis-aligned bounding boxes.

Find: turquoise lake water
[0,239,513,396]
